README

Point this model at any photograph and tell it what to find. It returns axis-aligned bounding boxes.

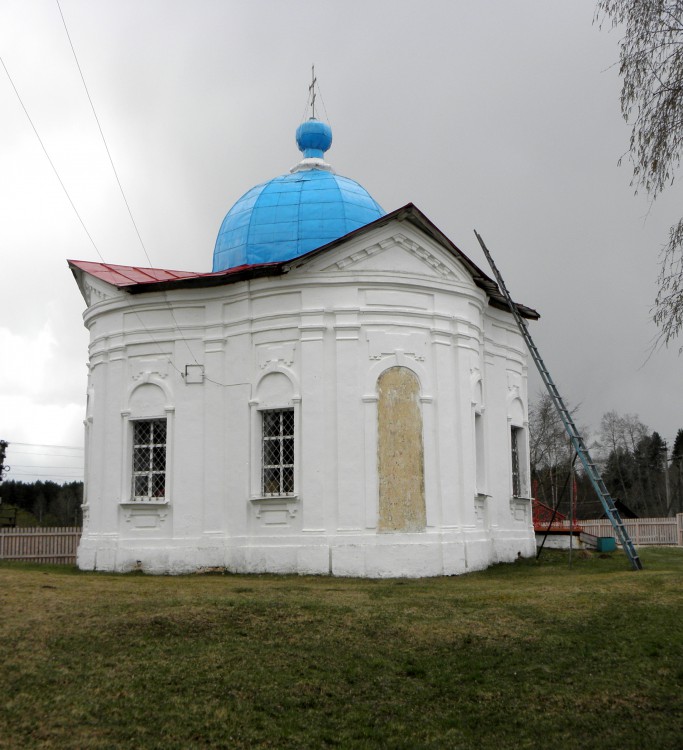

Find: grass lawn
[1,548,682,749]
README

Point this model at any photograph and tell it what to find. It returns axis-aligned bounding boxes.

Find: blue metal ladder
[474,230,643,571]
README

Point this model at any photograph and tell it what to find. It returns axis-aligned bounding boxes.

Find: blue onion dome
[212,119,385,271]
[295,119,332,158]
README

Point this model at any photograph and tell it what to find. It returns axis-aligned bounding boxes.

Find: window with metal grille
[132,419,167,501]
[511,426,521,497]
[262,409,295,496]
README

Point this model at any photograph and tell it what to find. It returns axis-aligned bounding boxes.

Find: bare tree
[598,410,631,496]
[529,393,580,508]
[596,1,683,345]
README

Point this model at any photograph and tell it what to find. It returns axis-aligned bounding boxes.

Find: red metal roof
[67,260,201,286]
[67,259,281,291]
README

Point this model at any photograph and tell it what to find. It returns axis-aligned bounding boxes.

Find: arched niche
[129,382,167,419]
[256,371,295,407]
[472,378,483,409]
[85,385,95,421]
[377,366,426,533]
[508,397,525,427]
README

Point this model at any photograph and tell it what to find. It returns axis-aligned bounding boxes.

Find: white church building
[69,117,538,577]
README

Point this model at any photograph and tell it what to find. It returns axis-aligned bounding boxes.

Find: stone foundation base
[78,530,536,577]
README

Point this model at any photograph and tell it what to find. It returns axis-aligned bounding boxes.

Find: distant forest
[530,397,683,519]
[0,480,82,527]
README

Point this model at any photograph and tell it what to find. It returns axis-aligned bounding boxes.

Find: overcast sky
[1,0,681,484]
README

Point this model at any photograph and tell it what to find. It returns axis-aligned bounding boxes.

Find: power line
[56,0,154,270]
[4,8,224,394]
[55,1,201,374]
[2,45,192,384]
[8,442,83,451]
[10,471,83,478]
[8,450,83,458]
[9,470,83,477]
[12,464,84,470]
[0,55,106,263]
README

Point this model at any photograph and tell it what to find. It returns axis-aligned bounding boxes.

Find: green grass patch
[1,548,682,749]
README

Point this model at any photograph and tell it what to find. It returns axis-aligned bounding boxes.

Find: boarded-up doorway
[377,366,426,532]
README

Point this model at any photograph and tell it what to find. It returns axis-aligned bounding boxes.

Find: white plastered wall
[75,220,535,576]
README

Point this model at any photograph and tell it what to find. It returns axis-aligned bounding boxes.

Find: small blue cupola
[212,119,385,271]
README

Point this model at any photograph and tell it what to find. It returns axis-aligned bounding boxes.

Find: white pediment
[76,273,119,307]
[293,226,472,284]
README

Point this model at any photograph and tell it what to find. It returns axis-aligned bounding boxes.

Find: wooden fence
[577,515,683,547]
[1,517,683,566]
[0,527,82,565]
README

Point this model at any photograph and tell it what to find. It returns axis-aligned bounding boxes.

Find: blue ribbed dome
[212,120,385,272]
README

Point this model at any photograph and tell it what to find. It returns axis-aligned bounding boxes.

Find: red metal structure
[532,497,584,533]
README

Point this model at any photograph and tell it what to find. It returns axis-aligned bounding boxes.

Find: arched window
[126,382,170,503]
[508,398,527,498]
[253,371,298,498]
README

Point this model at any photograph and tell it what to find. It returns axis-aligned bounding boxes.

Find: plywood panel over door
[377,367,426,532]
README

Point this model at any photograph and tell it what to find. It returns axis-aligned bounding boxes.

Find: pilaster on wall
[362,394,379,530]
[455,339,480,531]
[201,335,227,535]
[335,315,365,531]
[484,350,509,527]
[431,328,457,528]
[87,352,114,535]
[102,349,125,533]
[299,312,327,532]
[170,340,204,540]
